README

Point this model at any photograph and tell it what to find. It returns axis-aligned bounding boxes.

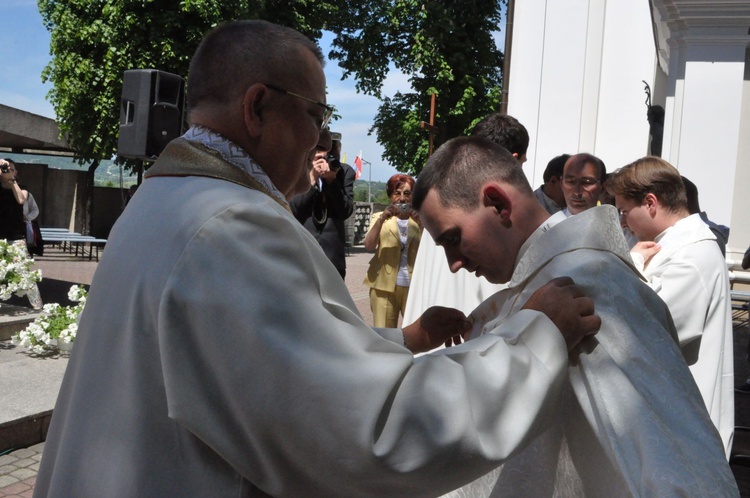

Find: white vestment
[403,234,505,325]
[35,136,579,498]
[444,206,737,497]
[631,213,734,457]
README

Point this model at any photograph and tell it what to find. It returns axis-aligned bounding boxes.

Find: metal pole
[362,159,372,201]
[500,0,515,115]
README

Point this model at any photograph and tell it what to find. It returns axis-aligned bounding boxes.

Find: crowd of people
[30,19,746,497]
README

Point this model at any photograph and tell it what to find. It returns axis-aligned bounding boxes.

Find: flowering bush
[12,285,87,354]
[0,239,41,301]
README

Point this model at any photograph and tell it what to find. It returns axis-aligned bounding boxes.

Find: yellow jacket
[363,211,421,292]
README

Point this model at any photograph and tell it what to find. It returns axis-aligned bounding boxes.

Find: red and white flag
[354,151,363,179]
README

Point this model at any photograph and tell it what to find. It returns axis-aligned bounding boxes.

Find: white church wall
[508,0,655,189]
[729,48,750,254]
[663,43,747,229]
[593,0,655,168]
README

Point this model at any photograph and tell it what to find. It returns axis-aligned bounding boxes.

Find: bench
[39,229,106,261]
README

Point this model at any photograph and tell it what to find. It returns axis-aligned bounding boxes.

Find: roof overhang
[0,104,75,156]
[650,0,750,73]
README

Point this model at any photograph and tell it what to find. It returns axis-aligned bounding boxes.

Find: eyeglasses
[265,83,334,131]
[562,176,600,191]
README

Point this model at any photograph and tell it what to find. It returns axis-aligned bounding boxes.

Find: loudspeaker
[118,69,185,161]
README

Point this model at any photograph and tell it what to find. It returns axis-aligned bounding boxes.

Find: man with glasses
[35,20,602,497]
[561,152,607,216]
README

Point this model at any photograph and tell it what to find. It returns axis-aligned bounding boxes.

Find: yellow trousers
[369,286,410,328]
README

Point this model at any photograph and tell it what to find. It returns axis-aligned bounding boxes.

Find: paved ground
[2,245,750,495]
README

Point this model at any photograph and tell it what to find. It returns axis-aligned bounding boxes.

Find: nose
[445,251,464,274]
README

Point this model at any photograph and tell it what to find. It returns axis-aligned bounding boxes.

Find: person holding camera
[363,173,422,327]
[290,132,355,279]
[0,158,42,309]
[0,158,28,242]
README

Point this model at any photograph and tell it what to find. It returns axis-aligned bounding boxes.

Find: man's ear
[242,84,268,137]
[482,183,512,223]
[643,192,658,215]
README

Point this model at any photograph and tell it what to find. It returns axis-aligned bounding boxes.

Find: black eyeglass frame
[264,83,334,131]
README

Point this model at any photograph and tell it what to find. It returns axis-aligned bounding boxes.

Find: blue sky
[0,1,503,182]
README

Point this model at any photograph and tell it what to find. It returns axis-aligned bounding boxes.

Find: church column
[654,0,750,256]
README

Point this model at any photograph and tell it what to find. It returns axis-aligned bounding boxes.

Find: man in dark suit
[291,132,355,278]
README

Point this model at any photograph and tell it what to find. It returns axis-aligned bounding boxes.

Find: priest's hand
[402,306,472,353]
[521,276,600,351]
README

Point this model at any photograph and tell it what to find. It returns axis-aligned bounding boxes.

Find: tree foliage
[329,0,505,175]
[38,0,338,169]
[39,0,504,177]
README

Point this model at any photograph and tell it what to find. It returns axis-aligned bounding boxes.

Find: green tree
[329,0,505,175]
[38,0,338,232]
[38,0,339,169]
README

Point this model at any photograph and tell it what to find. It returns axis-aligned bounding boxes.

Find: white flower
[12,284,87,354]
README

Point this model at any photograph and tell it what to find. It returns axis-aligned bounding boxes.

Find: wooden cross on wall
[419,92,438,157]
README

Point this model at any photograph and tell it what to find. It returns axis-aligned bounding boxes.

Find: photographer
[0,158,28,242]
[290,132,355,279]
[0,158,42,309]
[362,173,422,327]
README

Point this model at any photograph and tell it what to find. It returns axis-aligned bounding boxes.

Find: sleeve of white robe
[157,201,569,498]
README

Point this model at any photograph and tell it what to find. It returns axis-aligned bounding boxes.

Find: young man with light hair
[607,156,734,457]
[414,137,735,495]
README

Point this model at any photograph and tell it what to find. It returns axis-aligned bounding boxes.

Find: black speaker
[118,69,185,161]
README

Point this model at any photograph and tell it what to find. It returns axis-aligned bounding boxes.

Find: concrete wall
[14,162,126,238]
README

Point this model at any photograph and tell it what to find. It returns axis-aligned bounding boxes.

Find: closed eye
[436,229,461,248]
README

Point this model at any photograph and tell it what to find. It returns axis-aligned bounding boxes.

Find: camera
[0,165,9,174]
[395,203,412,214]
[325,153,341,172]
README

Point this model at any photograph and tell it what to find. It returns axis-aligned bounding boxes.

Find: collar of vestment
[649,213,717,264]
[510,205,638,287]
[144,126,289,212]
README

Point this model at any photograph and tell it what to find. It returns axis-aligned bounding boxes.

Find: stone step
[0,305,42,342]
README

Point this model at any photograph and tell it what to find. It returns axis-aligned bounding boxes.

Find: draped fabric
[35,138,583,497]
[632,213,734,457]
[444,206,737,497]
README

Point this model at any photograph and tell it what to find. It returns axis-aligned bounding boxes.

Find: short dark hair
[413,136,531,211]
[564,153,607,181]
[543,154,570,183]
[681,176,701,214]
[187,20,325,112]
[607,156,688,213]
[470,113,529,157]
